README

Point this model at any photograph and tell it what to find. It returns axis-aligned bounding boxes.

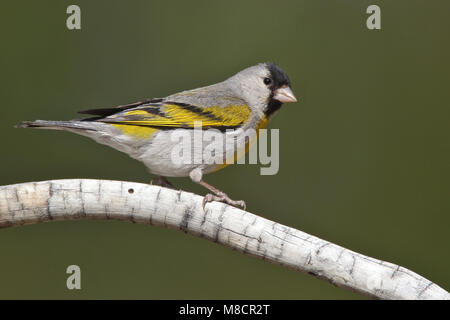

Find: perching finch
[17,63,297,209]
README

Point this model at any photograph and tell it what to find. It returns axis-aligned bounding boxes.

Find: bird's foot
[150,176,176,189]
[202,192,246,210]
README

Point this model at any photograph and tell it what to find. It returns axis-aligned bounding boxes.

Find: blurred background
[0,0,449,299]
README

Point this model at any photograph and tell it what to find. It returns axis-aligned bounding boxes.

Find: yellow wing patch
[159,104,251,127]
[112,124,158,139]
[194,104,251,127]
[107,103,251,130]
[106,102,251,139]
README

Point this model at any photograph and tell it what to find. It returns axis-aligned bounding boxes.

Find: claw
[202,192,246,210]
[150,176,176,189]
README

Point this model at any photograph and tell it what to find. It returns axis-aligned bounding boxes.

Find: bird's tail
[15,120,97,132]
[16,119,144,160]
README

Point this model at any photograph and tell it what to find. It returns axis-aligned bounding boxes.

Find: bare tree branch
[0,179,448,299]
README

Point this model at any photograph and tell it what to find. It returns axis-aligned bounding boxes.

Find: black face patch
[264,99,283,117]
[266,63,291,89]
[264,63,292,117]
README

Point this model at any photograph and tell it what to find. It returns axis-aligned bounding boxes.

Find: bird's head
[228,62,297,117]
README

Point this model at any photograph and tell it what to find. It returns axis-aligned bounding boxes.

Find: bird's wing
[80,100,251,131]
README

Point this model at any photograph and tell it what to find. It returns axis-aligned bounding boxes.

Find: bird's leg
[150,176,176,189]
[198,180,246,210]
[189,168,246,210]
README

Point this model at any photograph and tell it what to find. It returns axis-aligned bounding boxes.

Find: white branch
[0,179,448,299]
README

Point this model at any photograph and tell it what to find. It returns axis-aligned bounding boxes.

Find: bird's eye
[263,77,272,85]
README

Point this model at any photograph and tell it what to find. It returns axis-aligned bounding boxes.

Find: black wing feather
[78,98,164,117]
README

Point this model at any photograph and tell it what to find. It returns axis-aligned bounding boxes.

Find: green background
[0,0,449,299]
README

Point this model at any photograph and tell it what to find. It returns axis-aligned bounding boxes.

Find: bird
[17,63,297,209]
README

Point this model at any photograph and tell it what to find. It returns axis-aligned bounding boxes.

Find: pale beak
[273,86,297,103]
